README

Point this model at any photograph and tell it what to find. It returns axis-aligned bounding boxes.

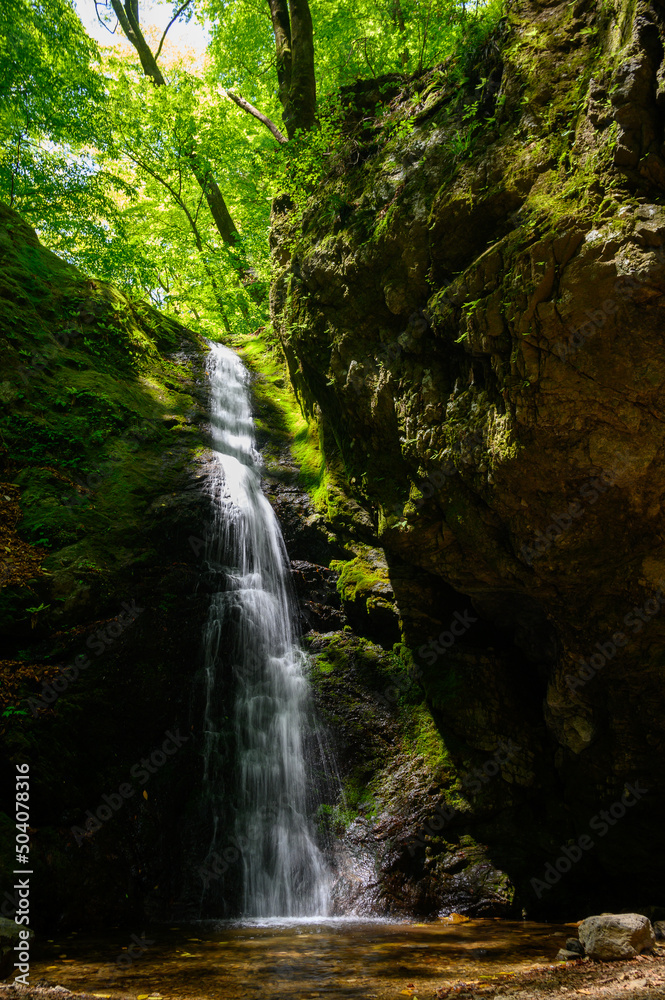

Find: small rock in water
[556,948,582,961]
[578,913,655,960]
[565,937,585,954]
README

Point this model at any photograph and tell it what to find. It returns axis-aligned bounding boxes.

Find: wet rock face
[271,0,665,913]
[306,630,518,919]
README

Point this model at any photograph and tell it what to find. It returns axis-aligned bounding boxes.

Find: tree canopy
[0,0,500,336]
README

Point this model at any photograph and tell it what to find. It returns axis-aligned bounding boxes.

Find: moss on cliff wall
[0,202,213,928]
[270,0,665,916]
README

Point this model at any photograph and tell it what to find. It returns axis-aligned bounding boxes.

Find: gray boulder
[578,913,655,961]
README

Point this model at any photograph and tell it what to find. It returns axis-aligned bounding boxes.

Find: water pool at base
[28,918,575,999]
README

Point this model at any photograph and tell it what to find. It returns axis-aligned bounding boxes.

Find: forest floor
[2,952,665,1000]
[433,952,665,999]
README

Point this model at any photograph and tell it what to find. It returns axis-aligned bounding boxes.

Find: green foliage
[1,705,28,718]
[0,0,101,140]
[0,0,503,364]
[276,97,347,200]
[205,0,499,98]
[0,200,205,628]
[0,0,120,269]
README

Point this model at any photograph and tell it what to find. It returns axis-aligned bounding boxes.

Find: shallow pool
[27,917,575,999]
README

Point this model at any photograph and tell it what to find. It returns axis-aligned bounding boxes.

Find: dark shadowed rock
[270,0,665,917]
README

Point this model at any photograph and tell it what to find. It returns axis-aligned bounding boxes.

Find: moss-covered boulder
[0,202,213,929]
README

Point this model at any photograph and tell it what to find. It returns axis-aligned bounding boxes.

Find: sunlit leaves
[202,0,486,115]
[94,54,272,332]
[0,0,102,141]
[0,0,500,345]
[0,0,119,271]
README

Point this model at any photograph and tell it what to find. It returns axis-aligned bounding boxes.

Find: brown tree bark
[288,0,316,134]
[187,153,240,248]
[267,0,316,139]
[267,0,292,116]
[109,0,165,85]
[123,146,233,332]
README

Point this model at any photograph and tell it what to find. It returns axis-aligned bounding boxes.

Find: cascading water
[201,341,331,918]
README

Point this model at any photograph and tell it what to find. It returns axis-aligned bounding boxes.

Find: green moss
[306,630,464,842]
[314,653,335,674]
[292,418,326,496]
[211,325,344,517]
[404,702,451,776]
[329,553,387,603]
[0,201,206,640]
[338,772,378,823]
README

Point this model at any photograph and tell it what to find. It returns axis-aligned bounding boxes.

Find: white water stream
[201,341,330,918]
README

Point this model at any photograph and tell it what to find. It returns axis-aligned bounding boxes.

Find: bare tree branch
[94,0,118,33]
[155,0,194,62]
[223,90,288,144]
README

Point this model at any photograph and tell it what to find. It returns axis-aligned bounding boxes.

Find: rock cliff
[270,0,665,915]
[0,203,211,926]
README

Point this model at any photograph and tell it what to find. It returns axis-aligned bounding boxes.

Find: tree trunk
[187,152,240,247]
[267,0,316,139]
[288,0,316,135]
[392,0,410,68]
[109,0,165,84]
[267,0,292,118]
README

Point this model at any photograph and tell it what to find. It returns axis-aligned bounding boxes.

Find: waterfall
[201,340,331,918]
